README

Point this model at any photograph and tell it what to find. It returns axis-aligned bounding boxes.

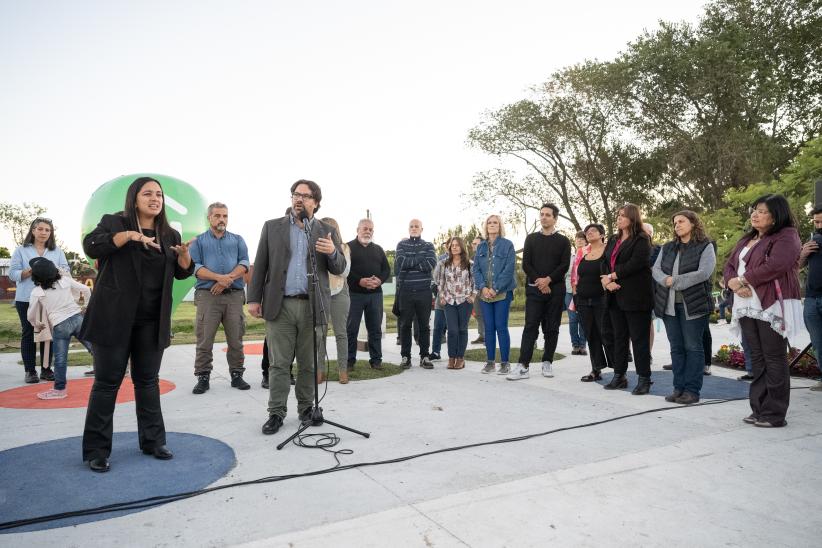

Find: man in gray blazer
[248,180,346,435]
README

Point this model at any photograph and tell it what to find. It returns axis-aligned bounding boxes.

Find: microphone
[298,209,310,223]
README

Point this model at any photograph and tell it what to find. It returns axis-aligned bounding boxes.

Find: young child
[27,257,92,399]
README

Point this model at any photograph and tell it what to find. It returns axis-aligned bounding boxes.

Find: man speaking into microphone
[248,180,346,435]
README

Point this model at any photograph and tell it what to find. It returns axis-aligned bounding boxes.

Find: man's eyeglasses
[291,192,314,201]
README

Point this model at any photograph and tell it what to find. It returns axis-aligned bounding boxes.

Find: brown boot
[455,358,465,369]
[339,369,349,384]
[447,358,456,369]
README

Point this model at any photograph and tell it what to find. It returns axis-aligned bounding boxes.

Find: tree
[467,64,663,235]
[0,202,47,246]
[0,247,9,258]
[612,0,822,209]
[432,224,483,257]
[701,134,822,269]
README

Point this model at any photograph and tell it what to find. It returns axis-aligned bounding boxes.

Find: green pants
[265,297,322,418]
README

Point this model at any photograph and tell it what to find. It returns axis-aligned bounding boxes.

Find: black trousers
[82,322,166,461]
[609,306,652,377]
[519,287,564,366]
[739,317,790,423]
[576,298,611,372]
[703,322,712,366]
[399,289,431,358]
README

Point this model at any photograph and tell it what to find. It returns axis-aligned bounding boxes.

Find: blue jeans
[480,292,512,363]
[51,313,93,390]
[662,304,708,397]
[803,296,822,366]
[444,301,473,358]
[564,292,587,347]
[431,308,447,354]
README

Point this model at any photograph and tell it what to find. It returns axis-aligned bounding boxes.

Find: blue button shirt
[190,230,250,290]
[9,245,70,302]
[285,215,310,296]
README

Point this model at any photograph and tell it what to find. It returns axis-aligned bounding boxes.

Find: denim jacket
[473,237,517,295]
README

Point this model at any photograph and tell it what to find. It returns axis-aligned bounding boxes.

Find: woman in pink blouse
[437,237,477,369]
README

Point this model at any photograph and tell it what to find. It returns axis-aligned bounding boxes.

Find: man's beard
[215,223,226,232]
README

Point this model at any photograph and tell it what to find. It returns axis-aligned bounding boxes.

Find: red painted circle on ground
[0,378,176,409]
[223,343,263,355]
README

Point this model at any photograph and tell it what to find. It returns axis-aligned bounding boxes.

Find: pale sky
[0,0,705,257]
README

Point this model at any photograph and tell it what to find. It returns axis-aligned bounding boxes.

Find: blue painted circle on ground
[597,370,750,400]
[0,432,236,533]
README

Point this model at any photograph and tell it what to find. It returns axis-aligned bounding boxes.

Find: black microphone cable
[0,387,812,531]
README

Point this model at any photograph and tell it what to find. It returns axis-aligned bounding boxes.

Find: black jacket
[602,232,654,312]
[80,214,194,348]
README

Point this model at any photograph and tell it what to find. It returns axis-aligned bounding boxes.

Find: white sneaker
[506,364,530,381]
[542,362,554,377]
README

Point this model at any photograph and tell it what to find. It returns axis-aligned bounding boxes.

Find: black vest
[653,239,713,318]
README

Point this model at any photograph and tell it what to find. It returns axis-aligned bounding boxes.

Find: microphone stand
[278,217,370,450]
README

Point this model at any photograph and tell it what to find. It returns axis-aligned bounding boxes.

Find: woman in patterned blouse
[437,237,477,369]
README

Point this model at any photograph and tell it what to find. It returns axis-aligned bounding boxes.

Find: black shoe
[262,415,283,435]
[192,374,210,394]
[261,373,269,389]
[675,392,699,405]
[299,407,314,424]
[40,368,55,381]
[370,361,383,370]
[420,356,434,369]
[142,445,174,460]
[578,347,588,356]
[230,371,250,390]
[604,374,627,390]
[429,352,441,361]
[471,337,484,344]
[89,457,110,473]
[580,371,602,382]
[631,376,653,395]
[400,356,412,369]
[665,389,684,403]
[737,373,754,381]
[347,360,356,372]
[662,364,673,370]
[24,371,40,384]
[395,337,401,346]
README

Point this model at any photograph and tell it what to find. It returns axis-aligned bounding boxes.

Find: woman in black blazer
[601,204,655,394]
[80,177,194,473]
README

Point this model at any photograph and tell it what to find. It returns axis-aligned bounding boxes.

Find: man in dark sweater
[799,205,822,392]
[508,203,571,380]
[346,219,391,371]
[395,219,437,369]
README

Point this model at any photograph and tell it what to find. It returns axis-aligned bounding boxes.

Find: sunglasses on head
[32,217,53,225]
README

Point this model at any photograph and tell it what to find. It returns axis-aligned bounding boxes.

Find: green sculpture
[81,173,209,314]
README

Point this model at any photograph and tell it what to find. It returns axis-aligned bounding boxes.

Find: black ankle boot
[192,373,210,394]
[632,376,653,395]
[604,373,627,390]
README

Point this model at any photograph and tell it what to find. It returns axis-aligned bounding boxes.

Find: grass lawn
[463,348,566,363]
[1,297,536,351]
[317,359,403,382]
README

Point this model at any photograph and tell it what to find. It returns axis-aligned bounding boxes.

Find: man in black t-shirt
[799,205,822,392]
[507,203,571,381]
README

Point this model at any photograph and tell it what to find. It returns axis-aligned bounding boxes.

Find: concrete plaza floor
[0,321,820,547]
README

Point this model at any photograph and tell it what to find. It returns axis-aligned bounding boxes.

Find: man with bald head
[395,219,437,369]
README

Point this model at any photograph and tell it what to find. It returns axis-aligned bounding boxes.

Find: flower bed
[713,344,821,378]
